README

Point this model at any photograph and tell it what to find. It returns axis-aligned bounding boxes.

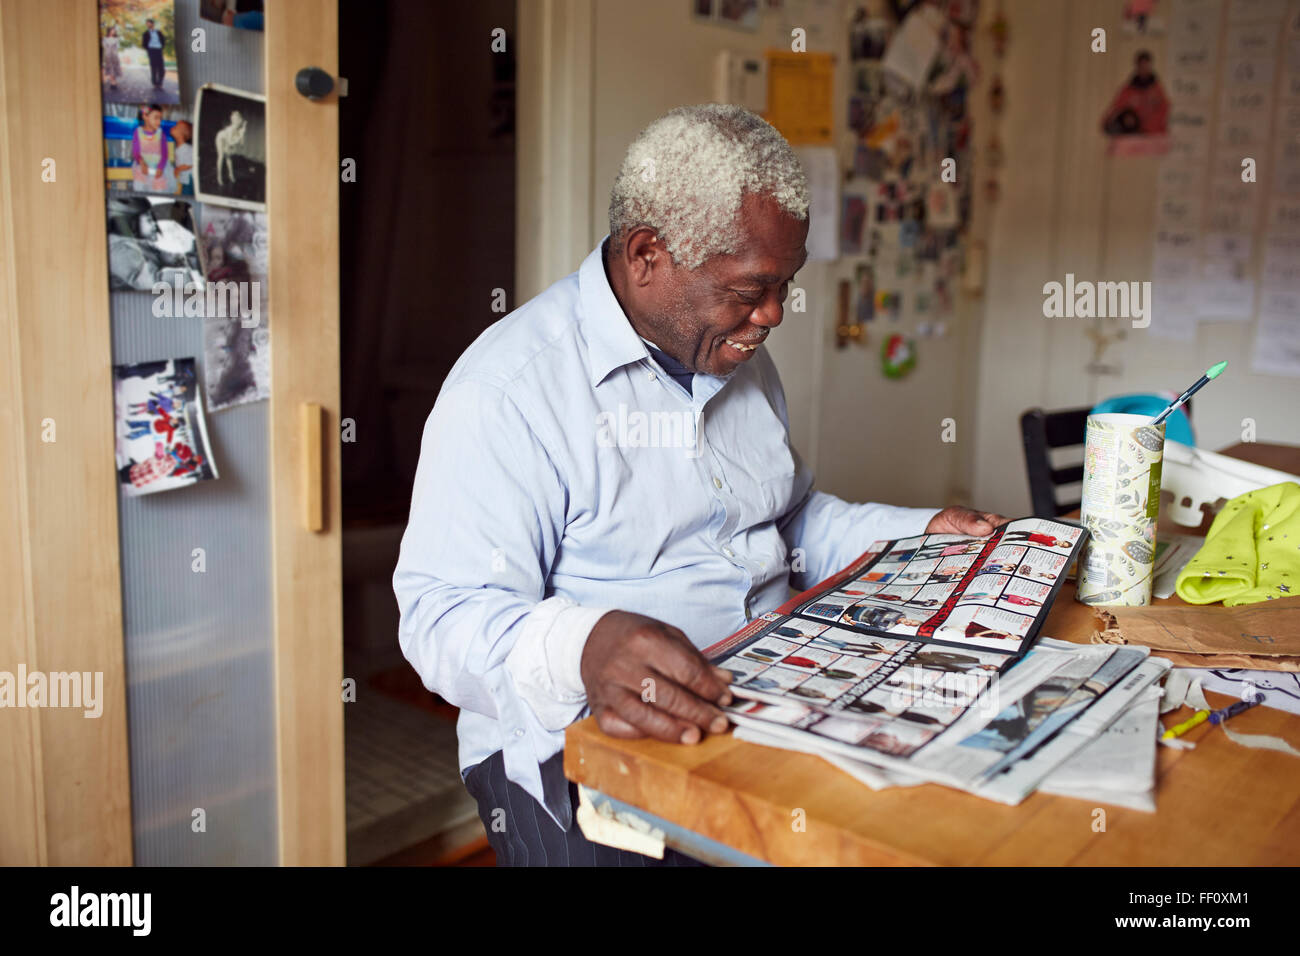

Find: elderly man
[394,105,1003,866]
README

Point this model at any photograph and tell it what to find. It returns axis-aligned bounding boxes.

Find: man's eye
[733,289,763,303]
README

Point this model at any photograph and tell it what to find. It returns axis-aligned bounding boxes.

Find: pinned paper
[795,146,838,261]
[765,50,834,145]
[880,5,944,91]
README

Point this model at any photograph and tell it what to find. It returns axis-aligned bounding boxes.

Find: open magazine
[702,518,1171,801]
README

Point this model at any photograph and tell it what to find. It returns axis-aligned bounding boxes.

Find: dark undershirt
[644,343,694,396]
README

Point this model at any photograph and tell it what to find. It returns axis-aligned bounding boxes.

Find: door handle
[300,402,324,532]
[295,67,347,100]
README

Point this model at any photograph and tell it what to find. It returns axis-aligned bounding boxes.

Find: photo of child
[114,358,219,496]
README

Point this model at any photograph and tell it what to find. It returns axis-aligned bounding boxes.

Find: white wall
[584,0,976,511]
[972,0,1300,518]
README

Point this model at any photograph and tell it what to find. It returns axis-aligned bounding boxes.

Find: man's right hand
[580,610,734,745]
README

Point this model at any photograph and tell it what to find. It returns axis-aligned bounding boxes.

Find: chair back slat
[1020,407,1091,518]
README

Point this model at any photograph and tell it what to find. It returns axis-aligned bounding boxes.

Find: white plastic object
[1160,439,1300,527]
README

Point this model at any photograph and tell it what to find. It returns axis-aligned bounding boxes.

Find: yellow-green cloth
[1175,481,1300,606]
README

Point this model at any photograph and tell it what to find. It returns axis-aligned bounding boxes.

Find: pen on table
[1161,694,1264,740]
[1209,694,1264,725]
[1161,708,1209,740]
[1151,360,1228,426]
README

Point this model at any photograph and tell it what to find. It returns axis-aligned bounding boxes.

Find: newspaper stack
[725,638,1170,808]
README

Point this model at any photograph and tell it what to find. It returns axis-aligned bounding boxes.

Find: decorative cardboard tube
[1076,413,1165,607]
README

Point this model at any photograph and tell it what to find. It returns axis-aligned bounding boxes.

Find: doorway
[338,0,516,865]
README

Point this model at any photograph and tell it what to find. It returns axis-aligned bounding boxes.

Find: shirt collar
[579,236,652,387]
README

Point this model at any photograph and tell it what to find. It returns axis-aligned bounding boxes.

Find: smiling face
[608,191,809,377]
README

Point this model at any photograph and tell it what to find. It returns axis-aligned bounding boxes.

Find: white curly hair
[607,104,810,270]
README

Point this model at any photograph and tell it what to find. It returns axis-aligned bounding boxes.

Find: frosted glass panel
[110,1,275,865]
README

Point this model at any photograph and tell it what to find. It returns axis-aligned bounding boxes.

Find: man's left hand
[924,506,1008,537]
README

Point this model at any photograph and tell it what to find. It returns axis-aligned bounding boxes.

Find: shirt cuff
[505,597,612,730]
[545,603,613,698]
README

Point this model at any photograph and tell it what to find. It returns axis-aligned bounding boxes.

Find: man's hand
[581,610,734,745]
[925,506,1009,536]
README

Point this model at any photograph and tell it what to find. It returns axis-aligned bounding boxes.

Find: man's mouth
[723,328,769,356]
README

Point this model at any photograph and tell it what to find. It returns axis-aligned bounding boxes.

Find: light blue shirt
[394,237,939,828]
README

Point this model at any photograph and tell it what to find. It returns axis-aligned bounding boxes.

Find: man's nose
[750,290,784,329]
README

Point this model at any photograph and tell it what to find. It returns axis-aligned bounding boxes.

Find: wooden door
[266,0,344,867]
[0,0,344,866]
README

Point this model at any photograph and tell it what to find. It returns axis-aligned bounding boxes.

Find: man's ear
[623,227,668,288]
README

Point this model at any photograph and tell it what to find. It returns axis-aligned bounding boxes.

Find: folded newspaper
[706,518,1172,805]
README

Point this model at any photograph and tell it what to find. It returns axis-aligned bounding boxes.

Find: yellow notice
[764,50,834,146]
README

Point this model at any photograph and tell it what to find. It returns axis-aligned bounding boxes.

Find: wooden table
[564,443,1300,865]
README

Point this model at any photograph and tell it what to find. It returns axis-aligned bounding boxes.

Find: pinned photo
[103,103,193,196]
[199,0,264,31]
[840,194,867,254]
[114,358,219,496]
[99,0,181,105]
[1101,50,1169,138]
[106,194,204,293]
[195,84,267,211]
[196,207,270,410]
[692,0,760,31]
[204,317,270,411]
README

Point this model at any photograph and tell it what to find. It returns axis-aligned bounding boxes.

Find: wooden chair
[1019,406,1090,517]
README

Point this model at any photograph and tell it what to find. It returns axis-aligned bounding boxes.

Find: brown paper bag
[1091,595,1300,671]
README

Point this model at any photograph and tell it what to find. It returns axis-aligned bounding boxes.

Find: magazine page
[731,725,922,791]
[770,518,1087,655]
[709,614,1008,752]
[928,518,1088,651]
[719,634,1070,769]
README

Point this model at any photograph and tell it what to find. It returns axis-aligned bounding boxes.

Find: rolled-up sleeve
[393,378,603,736]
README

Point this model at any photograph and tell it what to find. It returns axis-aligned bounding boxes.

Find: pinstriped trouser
[463,749,705,867]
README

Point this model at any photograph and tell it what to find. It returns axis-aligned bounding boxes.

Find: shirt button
[713,476,723,489]
[514,728,524,737]
[647,370,657,382]
[723,546,735,558]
